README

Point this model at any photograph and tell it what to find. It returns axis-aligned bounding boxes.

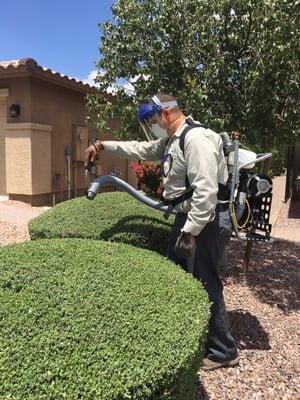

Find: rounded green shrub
[0,239,210,400]
[29,192,174,255]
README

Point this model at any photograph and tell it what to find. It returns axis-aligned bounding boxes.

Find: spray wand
[85,157,95,184]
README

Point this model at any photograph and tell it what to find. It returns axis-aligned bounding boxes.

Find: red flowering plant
[130,161,164,200]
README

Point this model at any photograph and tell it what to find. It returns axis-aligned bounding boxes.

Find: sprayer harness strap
[179,118,207,155]
[164,118,206,205]
[163,190,193,208]
[180,117,207,189]
[162,118,206,218]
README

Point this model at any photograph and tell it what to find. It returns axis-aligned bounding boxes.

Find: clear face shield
[138,96,178,141]
[139,112,166,140]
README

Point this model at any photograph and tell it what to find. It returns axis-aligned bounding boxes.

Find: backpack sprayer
[85,128,273,243]
[220,130,273,242]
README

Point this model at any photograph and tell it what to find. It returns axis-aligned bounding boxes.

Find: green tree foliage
[87,0,300,173]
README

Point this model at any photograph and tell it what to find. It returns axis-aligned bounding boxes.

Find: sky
[0,0,116,85]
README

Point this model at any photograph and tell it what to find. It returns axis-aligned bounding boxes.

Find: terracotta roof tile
[0,58,97,92]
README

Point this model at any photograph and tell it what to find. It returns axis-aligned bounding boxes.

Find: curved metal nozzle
[85,175,177,215]
[84,188,97,200]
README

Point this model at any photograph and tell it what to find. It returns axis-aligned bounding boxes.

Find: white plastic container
[228,149,257,170]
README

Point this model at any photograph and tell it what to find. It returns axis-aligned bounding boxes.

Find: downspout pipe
[85,175,177,215]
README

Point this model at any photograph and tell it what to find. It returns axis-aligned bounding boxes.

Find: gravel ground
[0,200,299,400]
[199,238,300,400]
[0,200,47,246]
[0,220,29,246]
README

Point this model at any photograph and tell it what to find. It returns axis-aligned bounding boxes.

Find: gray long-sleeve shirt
[102,118,228,236]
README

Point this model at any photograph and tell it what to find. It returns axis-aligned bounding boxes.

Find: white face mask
[151,123,168,139]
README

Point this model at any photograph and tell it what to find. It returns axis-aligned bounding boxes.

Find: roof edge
[0,58,98,93]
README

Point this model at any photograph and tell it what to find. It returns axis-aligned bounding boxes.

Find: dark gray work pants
[166,211,238,362]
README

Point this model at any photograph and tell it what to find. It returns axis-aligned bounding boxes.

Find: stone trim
[5,122,52,132]
[0,88,9,97]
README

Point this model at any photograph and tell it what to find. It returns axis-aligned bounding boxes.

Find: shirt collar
[173,116,193,138]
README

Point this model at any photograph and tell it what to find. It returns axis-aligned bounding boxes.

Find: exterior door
[0,99,7,194]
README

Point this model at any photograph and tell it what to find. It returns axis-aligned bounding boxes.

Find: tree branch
[236,9,253,59]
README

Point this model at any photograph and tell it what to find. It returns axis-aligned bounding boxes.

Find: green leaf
[86,0,300,175]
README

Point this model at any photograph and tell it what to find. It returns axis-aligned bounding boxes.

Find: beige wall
[5,123,52,195]
[94,118,129,179]
[0,78,32,197]
[0,75,137,204]
[30,78,130,194]
[0,97,7,194]
[31,78,90,194]
[31,125,52,194]
[4,77,31,123]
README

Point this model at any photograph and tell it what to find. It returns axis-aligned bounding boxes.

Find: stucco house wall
[0,58,136,205]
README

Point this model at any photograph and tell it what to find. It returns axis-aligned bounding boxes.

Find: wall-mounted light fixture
[9,104,20,118]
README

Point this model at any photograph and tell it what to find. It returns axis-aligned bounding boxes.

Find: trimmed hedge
[29,192,174,255]
[0,239,210,400]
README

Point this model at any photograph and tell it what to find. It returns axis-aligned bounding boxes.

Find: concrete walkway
[270,176,300,242]
[270,176,286,225]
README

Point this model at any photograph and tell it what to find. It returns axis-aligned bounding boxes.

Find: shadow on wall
[223,239,300,313]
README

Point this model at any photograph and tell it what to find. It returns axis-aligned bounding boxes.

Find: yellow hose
[231,199,251,230]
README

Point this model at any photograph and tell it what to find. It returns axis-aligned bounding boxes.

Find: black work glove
[175,231,196,259]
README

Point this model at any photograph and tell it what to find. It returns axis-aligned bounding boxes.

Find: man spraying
[85,93,239,371]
